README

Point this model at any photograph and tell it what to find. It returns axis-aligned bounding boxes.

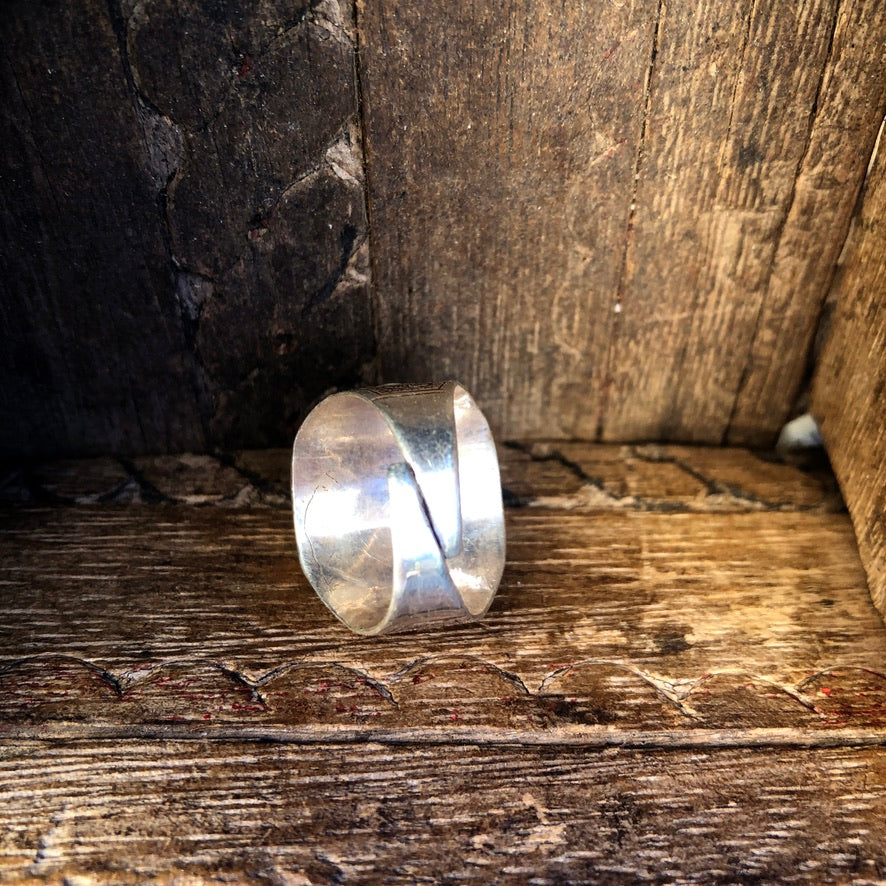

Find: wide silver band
[291,381,506,635]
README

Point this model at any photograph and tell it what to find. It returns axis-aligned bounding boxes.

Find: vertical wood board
[603,0,886,443]
[358,0,659,437]
[358,0,886,443]
[725,0,886,444]
[0,0,375,457]
[812,132,886,621]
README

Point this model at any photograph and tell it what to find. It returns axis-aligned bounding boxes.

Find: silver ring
[291,381,506,635]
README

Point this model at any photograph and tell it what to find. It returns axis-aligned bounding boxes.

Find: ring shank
[291,382,505,635]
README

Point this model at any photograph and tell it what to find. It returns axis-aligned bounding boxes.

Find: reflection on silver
[291,381,506,635]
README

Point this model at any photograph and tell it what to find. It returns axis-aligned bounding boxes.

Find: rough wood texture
[812,132,886,622]
[2,503,884,738]
[358,0,657,438]
[4,1,886,457]
[724,1,886,445]
[0,0,373,458]
[0,442,843,512]
[1,445,885,880]
[499,441,844,513]
[2,741,886,884]
[2,447,883,740]
[358,0,886,443]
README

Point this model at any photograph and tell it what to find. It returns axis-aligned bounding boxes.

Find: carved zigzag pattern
[1,654,884,732]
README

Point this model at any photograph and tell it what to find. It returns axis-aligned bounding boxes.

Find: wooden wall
[812,131,886,620]
[359,0,886,443]
[2,0,885,455]
[1,0,374,457]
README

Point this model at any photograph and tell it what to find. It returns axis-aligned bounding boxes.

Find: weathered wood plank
[726,0,886,445]
[1,501,883,734]
[500,441,843,512]
[357,0,659,438]
[1,444,880,736]
[1,740,884,883]
[3,652,884,738]
[0,0,205,456]
[358,0,886,444]
[0,450,882,878]
[0,0,374,458]
[3,505,880,682]
[602,0,886,444]
[4,0,884,455]
[812,126,886,623]
[1,443,843,513]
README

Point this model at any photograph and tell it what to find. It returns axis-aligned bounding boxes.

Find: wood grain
[4,0,885,457]
[725,0,886,445]
[603,0,886,444]
[1,445,883,737]
[1,442,843,512]
[357,0,659,438]
[0,0,374,457]
[0,0,204,456]
[1,740,885,883]
[500,441,843,512]
[2,654,885,739]
[812,128,886,622]
[1,446,884,879]
[358,0,886,444]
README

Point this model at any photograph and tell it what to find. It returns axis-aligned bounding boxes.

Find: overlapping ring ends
[291,381,505,635]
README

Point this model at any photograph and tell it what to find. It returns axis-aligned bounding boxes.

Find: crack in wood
[4,442,840,512]
[722,0,845,444]
[505,440,682,512]
[503,440,826,513]
[629,444,831,511]
[596,0,665,442]
[115,458,176,504]
[2,723,885,750]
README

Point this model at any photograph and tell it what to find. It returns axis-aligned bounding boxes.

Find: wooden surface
[2,741,885,884]
[0,0,373,457]
[812,132,886,623]
[4,2,886,457]
[1,445,885,880]
[723,0,886,445]
[607,0,886,445]
[358,0,886,443]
